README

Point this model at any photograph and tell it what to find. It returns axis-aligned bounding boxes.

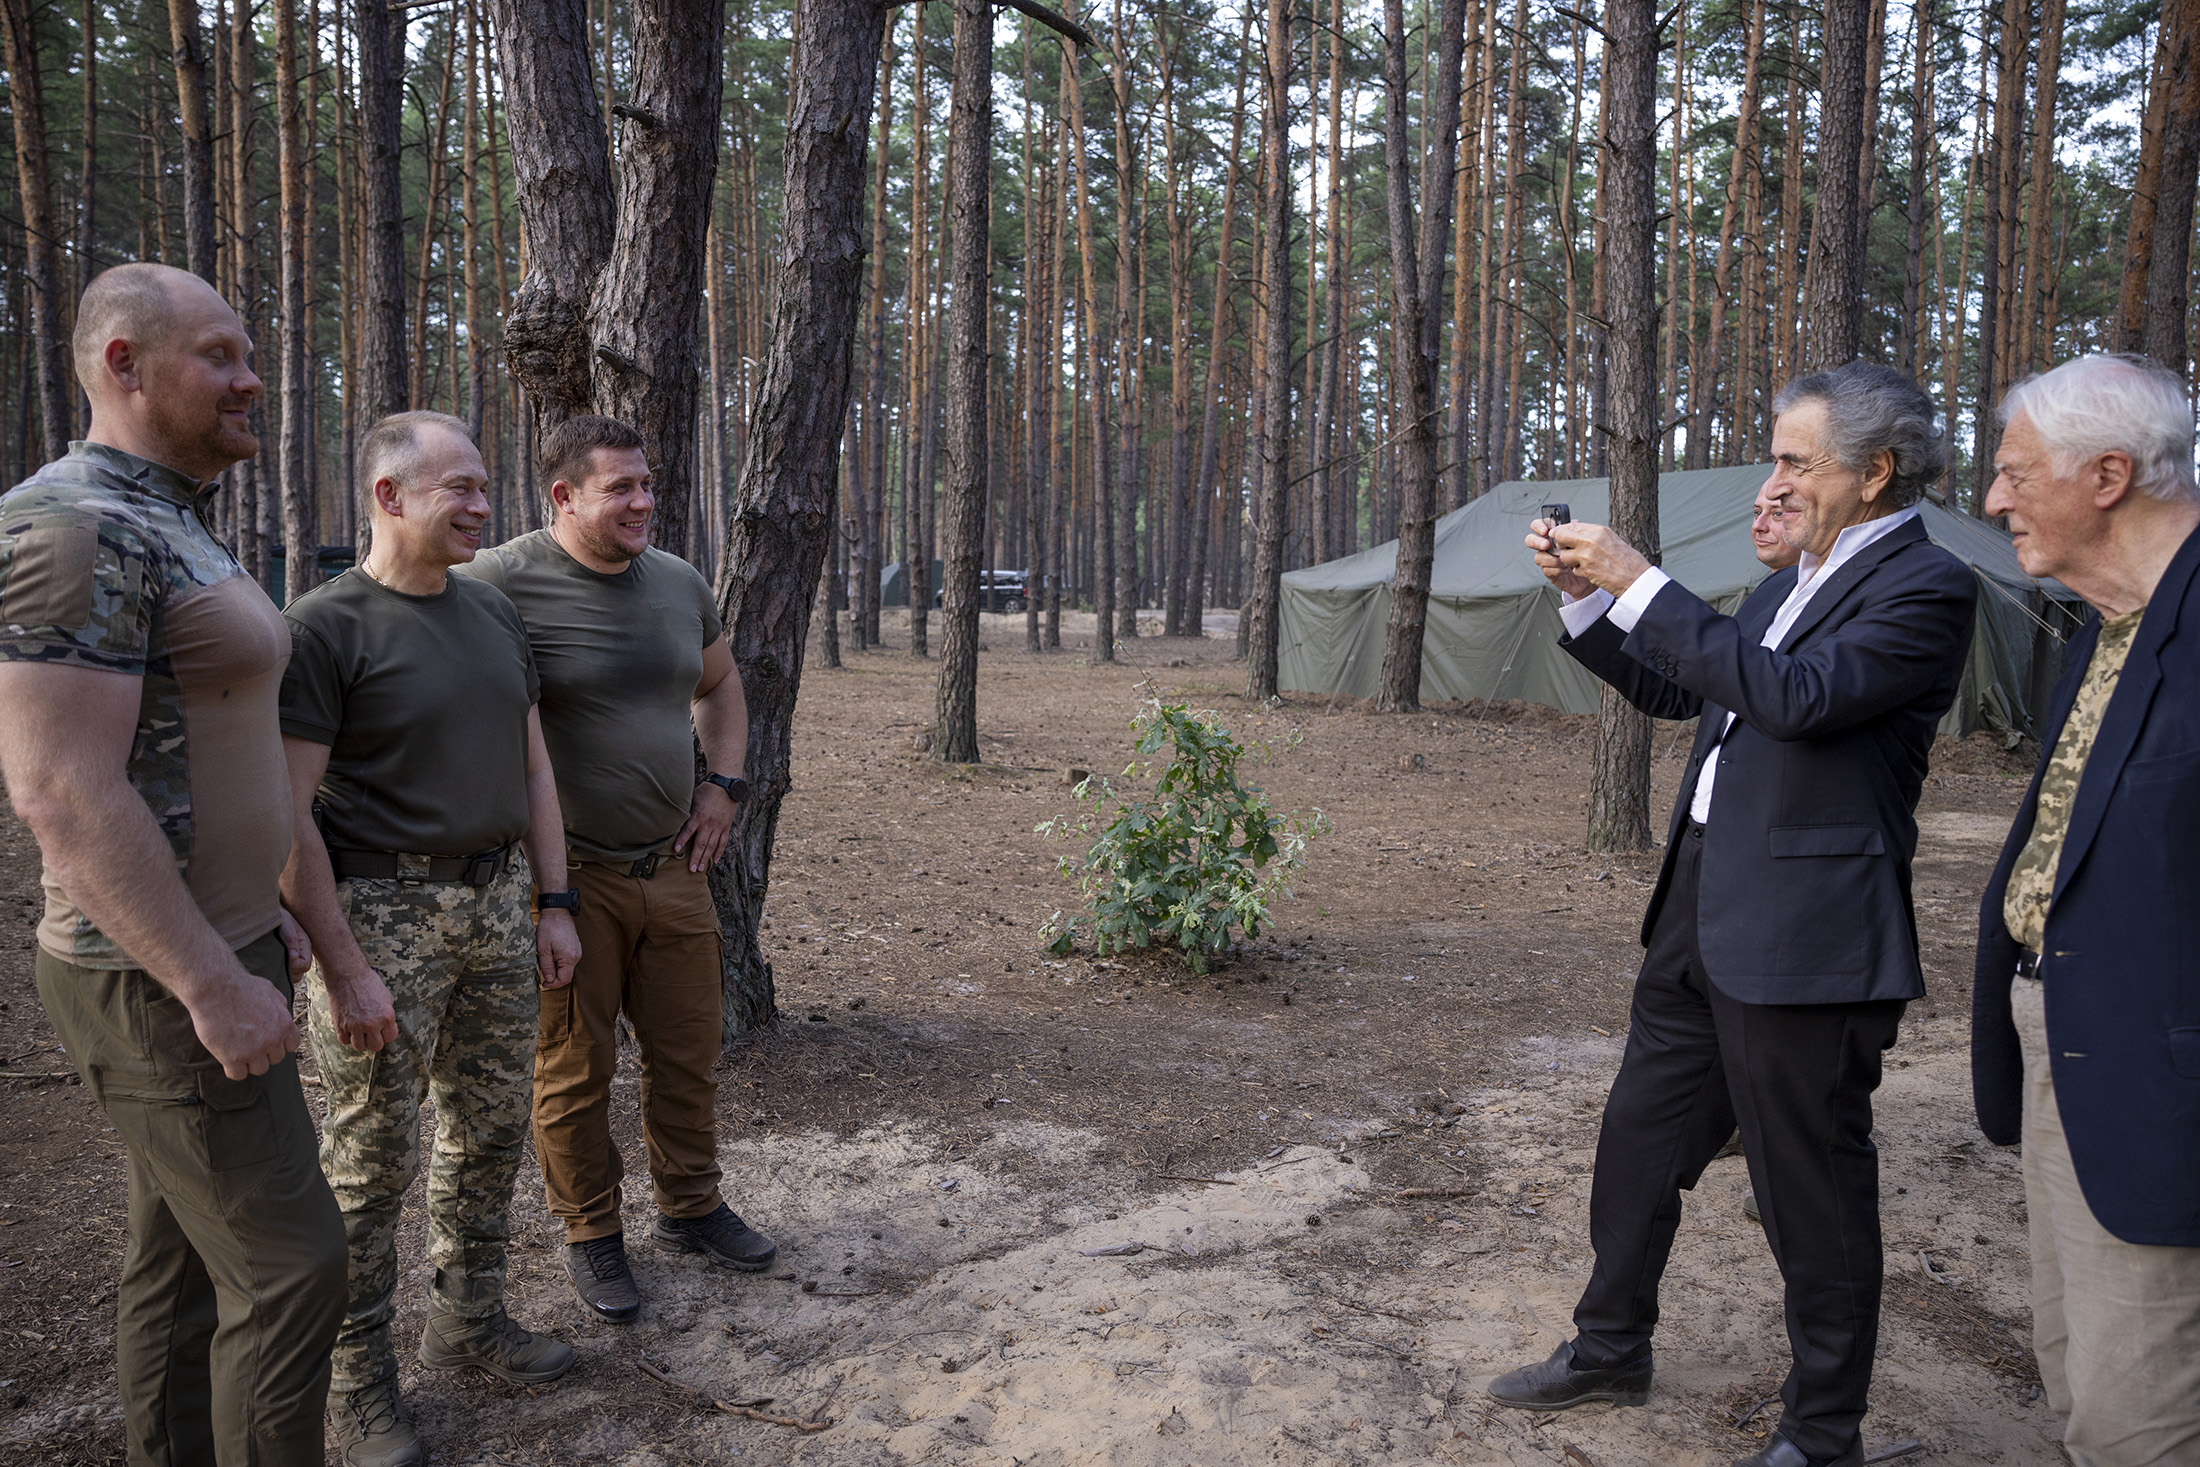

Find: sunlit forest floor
[0,613,2064,1464]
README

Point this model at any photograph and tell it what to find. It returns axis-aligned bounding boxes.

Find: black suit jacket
[1972,524,2200,1247]
[1563,516,1978,1006]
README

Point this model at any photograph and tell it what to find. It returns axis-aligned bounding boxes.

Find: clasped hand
[1525,518,1654,601]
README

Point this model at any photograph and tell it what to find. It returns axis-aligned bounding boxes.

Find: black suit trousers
[1571,823,1905,1460]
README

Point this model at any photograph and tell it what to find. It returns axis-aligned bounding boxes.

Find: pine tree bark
[1690,0,1763,468]
[1804,0,1870,367]
[934,0,993,764]
[1972,0,2025,505]
[1590,0,1661,853]
[2016,0,2062,373]
[2116,0,2194,353]
[1063,45,1116,660]
[1898,0,1933,377]
[2144,0,2200,375]
[77,0,98,333]
[858,14,898,651]
[356,0,409,418]
[1374,0,1468,713]
[1188,12,1253,634]
[277,0,317,602]
[493,0,726,560]
[1241,0,1293,703]
[167,0,219,283]
[708,0,886,1037]
[0,0,70,465]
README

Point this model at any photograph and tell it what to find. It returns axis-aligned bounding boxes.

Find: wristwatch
[535,888,580,913]
[702,771,750,802]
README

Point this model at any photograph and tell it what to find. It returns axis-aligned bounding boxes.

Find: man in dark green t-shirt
[463,414,775,1327]
[279,411,582,1467]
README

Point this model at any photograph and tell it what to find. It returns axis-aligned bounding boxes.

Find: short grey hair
[1772,360,1949,508]
[357,410,473,503]
[1999,354,2198,502]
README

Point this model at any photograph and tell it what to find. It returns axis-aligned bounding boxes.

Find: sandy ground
[0,613,2062,1465]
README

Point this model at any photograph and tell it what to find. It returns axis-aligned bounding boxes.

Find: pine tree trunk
[2015,0,2063,373]
[1691,0,1763,468]
[1804,0,1869,368]
[1189,13,1253,631]
[0,0,70,465]
[859,14,898,652]
[934,0,992,764]
[1110,3,1140,643]
[1972,0,2025,504]
[1898,0,1933,377]
[2117,0,2191,352]
[1375,0,1468,713]
[277,0,317,602]
[168,0,219,283]
[1241,0,1293,702]
[76,0,98,383]
[1590,0,1661,854]
[357,0,409,417]
[2144,0,2200,375]
[709,0,886,1038]
[1063,46,1116,660]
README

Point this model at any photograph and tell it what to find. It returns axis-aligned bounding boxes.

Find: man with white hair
[1976,353,2200,1467]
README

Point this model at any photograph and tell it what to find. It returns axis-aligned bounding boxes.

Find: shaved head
[72,263,222,390]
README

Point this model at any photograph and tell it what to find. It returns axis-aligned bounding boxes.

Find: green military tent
[1276,465,2085,737]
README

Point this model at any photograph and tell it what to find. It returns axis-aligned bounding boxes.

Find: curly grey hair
[1771,361,1949,508]
[1999,354,2198,502]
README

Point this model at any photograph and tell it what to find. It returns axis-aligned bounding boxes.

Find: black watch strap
[702,772,750,801]
[535,888,580,912]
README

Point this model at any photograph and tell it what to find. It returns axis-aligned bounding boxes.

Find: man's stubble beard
[576,515,646,565]
[145,386,257,480]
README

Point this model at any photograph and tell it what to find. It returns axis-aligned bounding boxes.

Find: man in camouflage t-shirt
[0,264,345,1466]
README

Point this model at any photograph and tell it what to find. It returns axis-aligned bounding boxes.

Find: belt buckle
[2015,950,2042,981]
[395,852,433,884]
[630,852,664,880]
[463,850,503,887]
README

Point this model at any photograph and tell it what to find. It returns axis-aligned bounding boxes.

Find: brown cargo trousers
[36,929,347,1467]
[534,857,725,1242]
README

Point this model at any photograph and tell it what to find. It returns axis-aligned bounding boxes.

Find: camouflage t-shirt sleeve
[278,615,347,744]
[0,502,153,673]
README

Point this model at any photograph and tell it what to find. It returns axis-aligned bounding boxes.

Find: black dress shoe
[1732,1434,1863,1467]
[1487,1340,1652,1410]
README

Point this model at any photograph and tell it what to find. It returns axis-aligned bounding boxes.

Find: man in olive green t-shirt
[463,414,776,1327]
[279,412,582,1467]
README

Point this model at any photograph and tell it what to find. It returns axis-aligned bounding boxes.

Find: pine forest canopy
[1,0,2193,935]
[0,0,2189,617]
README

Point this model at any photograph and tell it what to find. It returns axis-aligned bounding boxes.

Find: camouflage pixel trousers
[303,854,539,1394]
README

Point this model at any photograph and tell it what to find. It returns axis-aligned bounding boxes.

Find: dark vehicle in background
[978,569,1030,613]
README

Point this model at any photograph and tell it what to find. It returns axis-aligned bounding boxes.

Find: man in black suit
[1485,361,1978,1467]
[1973,354,2200,1467]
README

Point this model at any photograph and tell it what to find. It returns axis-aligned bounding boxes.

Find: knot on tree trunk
[503,275,595,412]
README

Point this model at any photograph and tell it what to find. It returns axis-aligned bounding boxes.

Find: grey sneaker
[331,1377,425,1467]
[418,1304,575,1385]
[650,1203,778,1271]
[566,1233,642,1323]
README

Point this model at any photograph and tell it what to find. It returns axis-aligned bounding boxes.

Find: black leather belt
[328,844,512,887]
[2015,949,2043,981]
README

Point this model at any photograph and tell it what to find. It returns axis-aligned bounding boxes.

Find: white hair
[2000,354,2199,502]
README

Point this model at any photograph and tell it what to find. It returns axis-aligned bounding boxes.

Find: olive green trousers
[37,929,347,1467]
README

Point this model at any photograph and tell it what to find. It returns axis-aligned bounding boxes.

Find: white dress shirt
[1557,506,1921,823]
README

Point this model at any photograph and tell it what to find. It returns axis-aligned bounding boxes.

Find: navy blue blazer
[1563,516,1978,1006]
[1972,523,2200,1247]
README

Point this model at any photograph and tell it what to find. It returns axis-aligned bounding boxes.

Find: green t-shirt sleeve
[0,506,154,674]
[278,615,346,744]
[458,545,510,593]
[690,560,725,645]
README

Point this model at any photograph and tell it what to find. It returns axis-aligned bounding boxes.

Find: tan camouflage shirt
[2003,607,2147,955]
[0,443,293,967]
